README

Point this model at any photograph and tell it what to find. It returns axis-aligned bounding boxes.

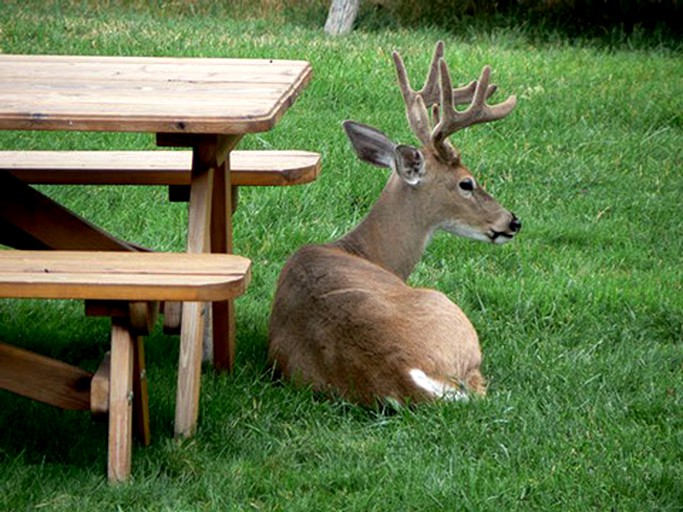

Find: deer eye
[459,178,475,192]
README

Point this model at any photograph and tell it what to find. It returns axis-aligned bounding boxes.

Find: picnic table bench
[0,250,251,482]
[0,149,320,197]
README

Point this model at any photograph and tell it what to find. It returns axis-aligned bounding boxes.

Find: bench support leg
[175,301,204,437]
[108,318,135,483]
[132,334,151,446]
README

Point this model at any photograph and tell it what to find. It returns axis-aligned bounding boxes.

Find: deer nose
[509,214,522,233]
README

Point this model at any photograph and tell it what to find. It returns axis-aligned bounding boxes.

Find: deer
[268,41,521,406]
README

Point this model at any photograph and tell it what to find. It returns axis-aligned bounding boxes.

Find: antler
[392,41,516,162]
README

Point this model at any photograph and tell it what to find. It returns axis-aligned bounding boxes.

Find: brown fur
[269,244,484,405]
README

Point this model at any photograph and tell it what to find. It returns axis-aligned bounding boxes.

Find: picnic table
[0,53,313,481]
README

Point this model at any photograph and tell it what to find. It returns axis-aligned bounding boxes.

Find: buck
[268,41,521,406]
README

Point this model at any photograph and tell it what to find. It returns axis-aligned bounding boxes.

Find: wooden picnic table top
[0,54,313,134]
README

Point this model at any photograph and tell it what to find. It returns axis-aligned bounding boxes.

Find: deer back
[269,244,484,405]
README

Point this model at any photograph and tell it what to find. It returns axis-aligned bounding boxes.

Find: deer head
[342,41,521,252]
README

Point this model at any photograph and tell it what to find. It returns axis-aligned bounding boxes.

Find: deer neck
[332,173,431,281]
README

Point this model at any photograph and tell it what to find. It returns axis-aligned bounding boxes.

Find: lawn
[0,2,681,510]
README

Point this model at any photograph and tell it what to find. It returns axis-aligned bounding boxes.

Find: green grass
[1,2,681,510]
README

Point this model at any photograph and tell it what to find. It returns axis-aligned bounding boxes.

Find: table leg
[172,134,241,438]
[174,153,212,438]
[210,151,235,371]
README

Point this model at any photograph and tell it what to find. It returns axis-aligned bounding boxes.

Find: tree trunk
[324,0,361,36]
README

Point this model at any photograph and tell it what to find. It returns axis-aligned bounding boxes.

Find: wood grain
[0,55,313,134]
[0,251,251,301]
[175,301,204,438]
[2,150,322,190]
[0,170,137,251]
[107,318,134,483]
[91,352,111,416]
[0,341,92,410]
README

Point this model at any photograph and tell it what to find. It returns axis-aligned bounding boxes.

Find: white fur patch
[438,221,491,243]
[409,369,468,402]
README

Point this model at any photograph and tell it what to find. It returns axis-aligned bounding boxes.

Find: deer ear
[343,120,396,168]
[394,144,425,186]
[343,121,425,186]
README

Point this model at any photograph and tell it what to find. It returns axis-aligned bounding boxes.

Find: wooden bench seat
[0,148,320,341]
[0,149,321,187]
[0,250,251,483]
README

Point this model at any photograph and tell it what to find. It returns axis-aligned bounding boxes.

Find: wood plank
[0,171,137,251]
[0,94,279,115]
[107,318,134,483]
[0,341,92,410]
[1,150,321,187]
[0,272,249,301]
[0,54,310,81]
[186,149,213,255]
[209,138,240,371]
[128,301,158,335]
[175,301,204,438]
[0,66,310,85]
[132,335,150,447]
[91,351,111,416]
[162,301,182,335]
[0,219,51,250]
[0,251,251,301]
[0,81,298,97]
[0,118,276,136]
[0,250,252,275]
[172,136,217,436]
[0,109,280,136]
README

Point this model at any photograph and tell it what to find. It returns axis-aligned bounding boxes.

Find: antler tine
[432,63,517,156]
[414,40,444,106]
[392,52,426,145]
[393,41,460,147]
[393,41,515,158]
[392,47,437,147]
[393,41,471,145]
[451,81,498,106]
[418,42,496,109]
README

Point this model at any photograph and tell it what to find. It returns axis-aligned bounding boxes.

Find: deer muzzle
[489,213,521,244]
